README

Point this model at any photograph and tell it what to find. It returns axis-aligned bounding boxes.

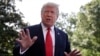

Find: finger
[26,29,31,38]
[64,52,69,56]
[32,36,38,43]
[21,29,26,37]
[16,38,24,49]
[71,49,77,54]
[70,49,78,56]
[72,50,81,56]
[19,32,24,39]
[75,50,80,55]
[76,53,82,56]
[75,50,81,56]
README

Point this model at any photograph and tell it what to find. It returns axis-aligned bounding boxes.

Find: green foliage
[0,0,27,56]
[56,12,77,37]
[72,0,100,55]
[56,0,100,56]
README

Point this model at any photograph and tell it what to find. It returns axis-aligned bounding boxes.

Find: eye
[45,11,49,13]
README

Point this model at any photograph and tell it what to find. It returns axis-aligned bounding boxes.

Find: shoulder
[24,24,41,30]
[55,27,67,35]
[55,27,69,38]
[23,24,41,33]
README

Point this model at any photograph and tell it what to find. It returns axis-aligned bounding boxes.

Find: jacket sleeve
[65,34,71,53]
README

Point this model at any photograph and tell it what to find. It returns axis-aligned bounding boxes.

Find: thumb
[32,36,38,43]
[64,52,69,56]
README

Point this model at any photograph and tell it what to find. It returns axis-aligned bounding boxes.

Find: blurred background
[0,0,100,56]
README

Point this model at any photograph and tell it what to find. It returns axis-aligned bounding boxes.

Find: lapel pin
[58,32,60,35]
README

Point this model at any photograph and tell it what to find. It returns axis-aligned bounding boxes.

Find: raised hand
[16,29,37,52]
[64,49,81,56]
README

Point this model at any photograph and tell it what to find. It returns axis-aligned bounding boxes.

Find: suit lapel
[54,27,62,56]
[37,24,45,56]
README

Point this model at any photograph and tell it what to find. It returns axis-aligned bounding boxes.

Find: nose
[47,12,52,16]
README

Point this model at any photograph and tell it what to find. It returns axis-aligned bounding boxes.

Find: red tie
[45,28,53,56]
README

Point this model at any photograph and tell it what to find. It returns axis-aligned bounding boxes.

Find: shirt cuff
[20,47,29,55]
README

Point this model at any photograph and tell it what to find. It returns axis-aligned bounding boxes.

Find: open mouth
[46,18,51,21]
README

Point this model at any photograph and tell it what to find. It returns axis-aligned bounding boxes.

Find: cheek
[53,16,58,21]
[41,15,46,20]
[52,18,57,24]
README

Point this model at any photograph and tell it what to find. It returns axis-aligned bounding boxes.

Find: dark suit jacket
[13,24,71,56]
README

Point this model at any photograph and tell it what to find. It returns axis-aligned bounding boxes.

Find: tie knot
[47,28,51,30]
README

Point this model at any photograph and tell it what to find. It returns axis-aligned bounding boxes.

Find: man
[13,2,81,56]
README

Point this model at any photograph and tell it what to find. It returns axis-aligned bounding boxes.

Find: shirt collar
[41,23,54,31]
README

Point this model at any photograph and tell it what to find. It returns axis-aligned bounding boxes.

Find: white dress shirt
[20,23,55,56]
[41,23,55,56]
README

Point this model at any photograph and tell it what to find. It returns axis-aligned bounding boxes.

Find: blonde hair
[41,2,59,16]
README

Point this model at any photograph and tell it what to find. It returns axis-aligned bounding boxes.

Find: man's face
[41,6,58,27]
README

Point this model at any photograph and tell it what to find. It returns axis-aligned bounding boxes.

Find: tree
[0,0,27,56]
[56,12,77,36]
[71,0,100,55]
[56,0,100,56]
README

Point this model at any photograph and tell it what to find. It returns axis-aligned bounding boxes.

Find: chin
[45,24,53,27]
